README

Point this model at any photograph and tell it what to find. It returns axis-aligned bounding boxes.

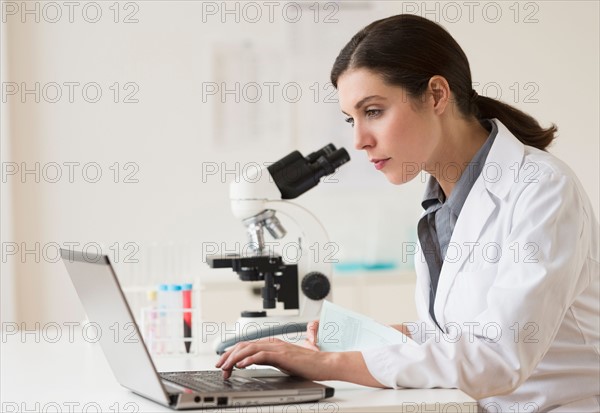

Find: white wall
[2,1,598,324]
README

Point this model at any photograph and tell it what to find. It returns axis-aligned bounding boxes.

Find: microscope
[206,144,350,354]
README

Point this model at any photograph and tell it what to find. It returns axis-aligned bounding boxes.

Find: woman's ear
[427,75,450,115]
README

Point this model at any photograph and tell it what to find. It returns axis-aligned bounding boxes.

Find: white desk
[1,329,477,412]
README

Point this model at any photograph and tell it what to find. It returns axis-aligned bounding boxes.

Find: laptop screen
[60,249,171,406]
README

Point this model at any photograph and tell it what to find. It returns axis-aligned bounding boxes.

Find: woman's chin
[384,172,417,186]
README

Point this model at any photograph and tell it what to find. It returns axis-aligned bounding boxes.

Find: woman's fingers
[217,338,331,382]
[297,321,320,351]
[215,345,236,368]
[217,322,320,370]
[235,349,274,369]
[306,320,319,346]
[215,339,285,378]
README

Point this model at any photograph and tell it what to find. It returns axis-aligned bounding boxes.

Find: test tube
[145,289,158,353]
[169,284,183,354]
[182,283,193,353]
[157,284,169,354]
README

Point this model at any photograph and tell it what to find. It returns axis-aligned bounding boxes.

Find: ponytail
[331,14,557,150]
[473,94,556,150]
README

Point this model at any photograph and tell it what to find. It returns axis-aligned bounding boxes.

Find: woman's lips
[372,158,391,170]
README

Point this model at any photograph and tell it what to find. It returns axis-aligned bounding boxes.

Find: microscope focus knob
[301,272,330,300]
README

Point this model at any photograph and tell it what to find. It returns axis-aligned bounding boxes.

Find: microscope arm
[262,200,333,318]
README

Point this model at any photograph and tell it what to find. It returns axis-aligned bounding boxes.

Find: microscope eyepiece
[311,147,350,177]
[326,148,351,170]
[305,144,337,163]
[267,144,351,199]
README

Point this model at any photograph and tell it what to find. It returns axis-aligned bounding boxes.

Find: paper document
[317,300,417,352]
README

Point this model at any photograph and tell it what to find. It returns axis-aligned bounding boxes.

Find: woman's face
[337,68,441,185]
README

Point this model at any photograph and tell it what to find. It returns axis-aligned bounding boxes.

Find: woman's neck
[428,117,490,198]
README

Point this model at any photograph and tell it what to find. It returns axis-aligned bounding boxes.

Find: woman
[216,14,599,412]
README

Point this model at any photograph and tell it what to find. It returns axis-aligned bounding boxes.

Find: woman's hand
[215,337,331,381]
[298,320,320,351]
[215,320,387,388]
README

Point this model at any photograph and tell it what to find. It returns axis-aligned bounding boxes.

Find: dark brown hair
[331,14,556,150]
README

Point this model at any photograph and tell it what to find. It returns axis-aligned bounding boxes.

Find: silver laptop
[60,249,334,410]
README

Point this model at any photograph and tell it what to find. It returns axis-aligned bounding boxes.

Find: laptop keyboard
[159,370,278,393]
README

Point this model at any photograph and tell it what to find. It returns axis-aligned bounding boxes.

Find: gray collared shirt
[417,119,498,329]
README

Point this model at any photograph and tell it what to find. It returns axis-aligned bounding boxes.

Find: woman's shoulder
[522,143,577,180]
[517,144,598,229]
[491,118,586,193]
[491,119,595,219]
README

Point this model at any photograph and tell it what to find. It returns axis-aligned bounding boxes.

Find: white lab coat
[361,119,600,412]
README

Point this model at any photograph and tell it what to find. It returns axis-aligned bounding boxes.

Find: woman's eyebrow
[341,95,387,115]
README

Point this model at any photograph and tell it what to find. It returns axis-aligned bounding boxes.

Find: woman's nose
[353,124,375,151]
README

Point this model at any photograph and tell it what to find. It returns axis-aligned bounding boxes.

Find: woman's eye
[344,110,380,127]
[366,109,381,118]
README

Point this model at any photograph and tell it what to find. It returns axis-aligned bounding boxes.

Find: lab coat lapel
[415,239,432,320]
[412,181,496,328]
[433,177,497,328]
